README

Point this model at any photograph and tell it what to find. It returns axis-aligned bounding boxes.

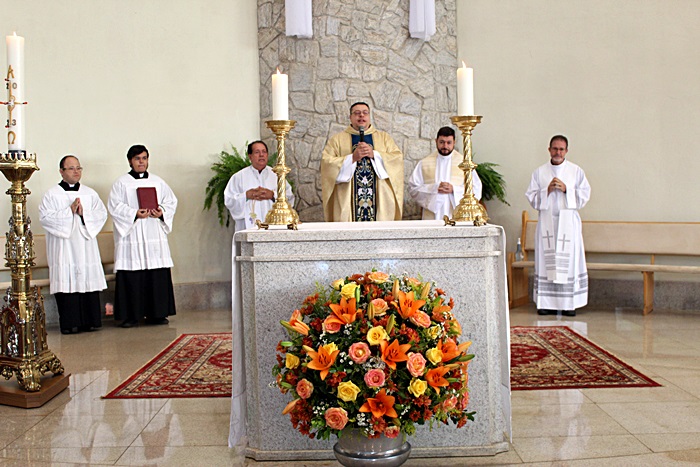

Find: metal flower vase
[333,428,411,467]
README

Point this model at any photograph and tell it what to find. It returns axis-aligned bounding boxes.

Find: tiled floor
[1,305,700,466]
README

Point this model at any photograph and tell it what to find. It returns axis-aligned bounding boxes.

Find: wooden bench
[0,232,116,291]
[508,211,700,315]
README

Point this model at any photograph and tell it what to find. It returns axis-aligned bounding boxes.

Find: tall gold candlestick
[448,115,488,226]
[259,119,299,230]
[0,151,66,396]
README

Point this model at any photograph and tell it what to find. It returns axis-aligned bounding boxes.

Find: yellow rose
[367,326,388,346]
[428,325,441,340]
[408,378,428,397]
[285,353,300,369]
[324,342,339,354]
[337,381,361,402]
[340,282,359,300]
[332,278,345,290]
[426,347,443,365]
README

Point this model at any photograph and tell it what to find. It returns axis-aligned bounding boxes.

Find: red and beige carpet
[104,333,232,399]
[104,327,659,398]
[511,325,660,390]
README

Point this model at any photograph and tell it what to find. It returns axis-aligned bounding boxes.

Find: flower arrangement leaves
[272,271,476,441]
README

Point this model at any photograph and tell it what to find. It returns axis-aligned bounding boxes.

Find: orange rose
[368,271,390,283]
[370,298,389,316]
[325,407,349,430]
[409,310,431,328]
[296,379,314,399]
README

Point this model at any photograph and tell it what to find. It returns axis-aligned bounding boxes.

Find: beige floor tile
[0,446,127,464]
[50,389,168,416]
[511,403,628,438]
[511,389,590,407]
[636,432,700,453]
[131,413,232,447]
[158,397,232,414]
[597,401,700,434]
[115,446,243,466]
[7,414,151,448]
[513,434,651,463]
[580,377,697,404]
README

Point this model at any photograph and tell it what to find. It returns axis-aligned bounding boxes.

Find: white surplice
[408,150,482,220]
[108,172,177,272]
[38,184,108,294]
[224,164,294,447]
[224,165,295,232]
[525,160,591,310]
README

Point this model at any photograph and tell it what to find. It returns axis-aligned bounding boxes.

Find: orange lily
[359,389,398,418]
[425,366,451,394]
[396,290,425,320]
[282,399,298,415]
[431,298,452,322]
[287,310,310,336]
[305,344,339,381]
[379,339,411,370]
[438,339,462,363]
[326,297,359,328]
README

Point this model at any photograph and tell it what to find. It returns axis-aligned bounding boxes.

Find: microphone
[359,126,365,143]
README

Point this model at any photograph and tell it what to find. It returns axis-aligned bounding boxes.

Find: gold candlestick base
[449,115,488,226]
[0,151,66,393]
[259,120,299,230]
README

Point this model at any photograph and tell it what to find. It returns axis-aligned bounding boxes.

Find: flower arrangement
[272,271,475,441]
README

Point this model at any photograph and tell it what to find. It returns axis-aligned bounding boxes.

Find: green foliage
[475,160,509,206]
[203,143,280,227]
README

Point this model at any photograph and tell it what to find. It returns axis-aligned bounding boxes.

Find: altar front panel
[234,221,511,460]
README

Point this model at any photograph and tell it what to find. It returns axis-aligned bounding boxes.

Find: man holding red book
[108,145,178,328]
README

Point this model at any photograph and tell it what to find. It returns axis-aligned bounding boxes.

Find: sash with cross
[351,133,376,221]
[540,165,576,284]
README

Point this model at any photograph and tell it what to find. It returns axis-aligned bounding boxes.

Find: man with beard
[108,145,178,328]
[408,126,482,220]
[321,102,403,222]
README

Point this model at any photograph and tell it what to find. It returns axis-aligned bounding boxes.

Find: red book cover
[136,187,158,210]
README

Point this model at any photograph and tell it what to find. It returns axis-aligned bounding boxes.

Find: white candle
[457,61,474,116]
[6,32,25,151]
[271,68,289,120]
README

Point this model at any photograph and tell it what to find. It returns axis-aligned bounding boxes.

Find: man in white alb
[526,135,591,317]
[224,140,294,231]
[108,144,178,328]
[408,126,481,220]
[39,155,108,334]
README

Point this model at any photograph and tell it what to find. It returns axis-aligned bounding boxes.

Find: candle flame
[461,61,468,68]
[13,32,17,36]
[276,67,282,74]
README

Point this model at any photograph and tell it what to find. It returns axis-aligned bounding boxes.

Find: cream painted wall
[457,1,700,247]
[1,0,260,284]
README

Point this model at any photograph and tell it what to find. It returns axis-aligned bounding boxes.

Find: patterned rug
[511,326,660,390]
[104,333,232,398]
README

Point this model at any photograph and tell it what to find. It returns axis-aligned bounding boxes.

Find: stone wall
[257,0,458,221]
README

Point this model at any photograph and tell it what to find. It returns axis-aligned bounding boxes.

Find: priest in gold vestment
[321,102,404,222]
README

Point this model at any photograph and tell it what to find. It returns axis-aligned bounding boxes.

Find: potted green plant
[475,160,509,206]
[203,143,281,227]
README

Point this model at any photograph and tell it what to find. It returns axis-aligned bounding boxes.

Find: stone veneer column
[257,0,458,220]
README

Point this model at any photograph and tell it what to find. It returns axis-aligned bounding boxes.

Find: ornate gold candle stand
[446,115,488,226]
[257,119,299,230]
[0,151,67,406]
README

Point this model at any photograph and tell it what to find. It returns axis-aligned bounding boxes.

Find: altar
[229,220,511,460]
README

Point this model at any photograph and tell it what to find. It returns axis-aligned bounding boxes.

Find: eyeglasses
[62,166,83,171]
[351,111,370,116]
